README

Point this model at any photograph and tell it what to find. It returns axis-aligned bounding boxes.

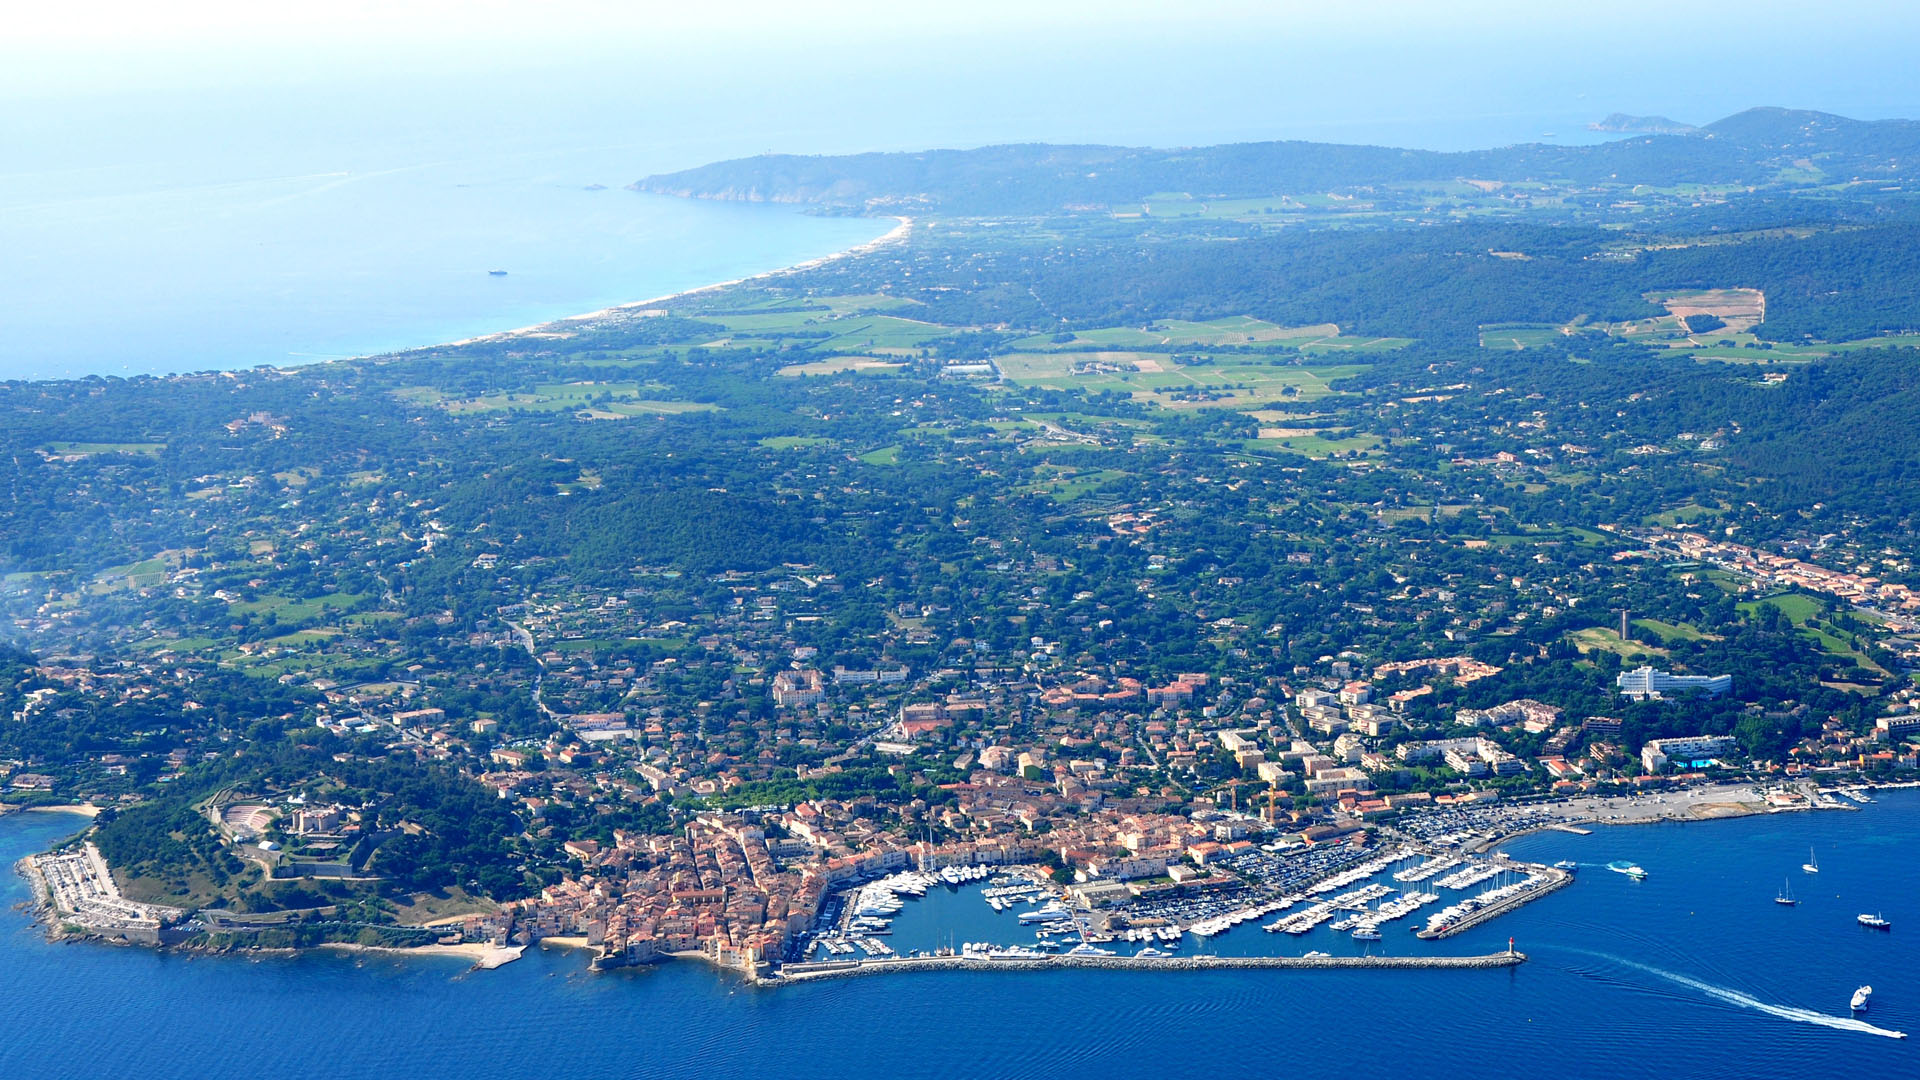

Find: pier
[1416,867,1572,940]
[770,950,1526,984]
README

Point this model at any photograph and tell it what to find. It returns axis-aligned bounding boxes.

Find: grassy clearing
[1479,325,1585,350]
[857,445,902,466]
[1643,504,1727,527]
[1738,592,1825,624]
[995,352,1365,410]
[776,356,906,377]
[702,311,952,353]
[1007,317,1407,353]
[433,381,712,417]
[228,592,367,621]
[577,400,719,419]
[386,886,498,926]
[1248,432,1382,458]
[1631,618,1714,644]
[760,436,831,449]
[1570,626,1668,659]
[45,441,165,456]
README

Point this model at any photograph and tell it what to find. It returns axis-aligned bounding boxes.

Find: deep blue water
[5,793,1917,1080]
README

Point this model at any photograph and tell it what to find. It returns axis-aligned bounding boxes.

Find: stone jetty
[769,949,1525,984]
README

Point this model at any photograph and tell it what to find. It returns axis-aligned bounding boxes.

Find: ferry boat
[1858,912,1892,930]
[1607,860,1647,880]
[1803,848,1820,874]
[1775,878,1798,906]
[1553,860,1578,871]
[1853,985,1873,1011]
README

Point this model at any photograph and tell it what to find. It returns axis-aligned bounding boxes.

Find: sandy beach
[319,941,526,969]
[430,214,913,352]
[2,803,103,819]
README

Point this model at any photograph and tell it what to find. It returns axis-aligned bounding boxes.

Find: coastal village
[6,270,1920,981]
[15,611,1893,979]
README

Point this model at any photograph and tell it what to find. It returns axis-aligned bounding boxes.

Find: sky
[8,1,1920,153]
[6,0,1920,378]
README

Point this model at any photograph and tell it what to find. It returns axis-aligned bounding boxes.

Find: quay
[1416,867,1573,940]
[770,949,1525,984]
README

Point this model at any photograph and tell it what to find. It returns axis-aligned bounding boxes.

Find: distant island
[1588,113,1700,135]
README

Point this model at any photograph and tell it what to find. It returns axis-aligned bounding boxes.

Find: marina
[6,792,1920,1079]
[795,838,1574,970]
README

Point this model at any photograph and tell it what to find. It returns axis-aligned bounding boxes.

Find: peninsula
[8,107,1920,982]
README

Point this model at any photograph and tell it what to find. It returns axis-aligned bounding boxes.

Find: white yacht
[1858,912,1891,930]
[1852,986,1873,1011]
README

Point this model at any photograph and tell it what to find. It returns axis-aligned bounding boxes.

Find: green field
[1006,317,1408,353]
[1571,626,1667,659]
[1738,592,1825,624]
[1643,504,1727,527]
[1248,431,1383,459]
[1630,618,1713,644]
[1480,325,1586,350]
[45,441,165,456]
[701,310,953,353]
[1022,317,1339,349]
[776,356,907,377]
[993,351,1366,410]
[229,592,367,621]
[423,381,715,417]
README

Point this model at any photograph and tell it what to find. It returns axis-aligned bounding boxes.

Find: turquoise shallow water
[4,793,1917,1080]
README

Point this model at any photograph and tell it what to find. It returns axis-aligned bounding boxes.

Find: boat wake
[1612,956,1906,1040]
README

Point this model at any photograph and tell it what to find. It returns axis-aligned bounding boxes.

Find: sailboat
[1802,848,1820,874]
[1775,878,1798,906]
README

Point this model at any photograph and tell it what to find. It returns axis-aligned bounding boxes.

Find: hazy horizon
[9,0,1920,378]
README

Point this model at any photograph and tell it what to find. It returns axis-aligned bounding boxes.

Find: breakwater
[1417,867,1573,940]
[771,950,1525,984]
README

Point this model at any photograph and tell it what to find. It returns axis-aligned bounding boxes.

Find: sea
[3,791,1916,1080]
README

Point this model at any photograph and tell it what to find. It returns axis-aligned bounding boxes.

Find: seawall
[1416,869,1574,940]
[770,950,1525,984]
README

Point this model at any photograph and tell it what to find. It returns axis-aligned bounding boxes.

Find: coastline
[1467,781,1848,852]
[24,804,101,818]
[770,950,1527,985]
[318,941,526,970]
[424,214,912,354]
[8,780,1899,976]
[0,803,102,819]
